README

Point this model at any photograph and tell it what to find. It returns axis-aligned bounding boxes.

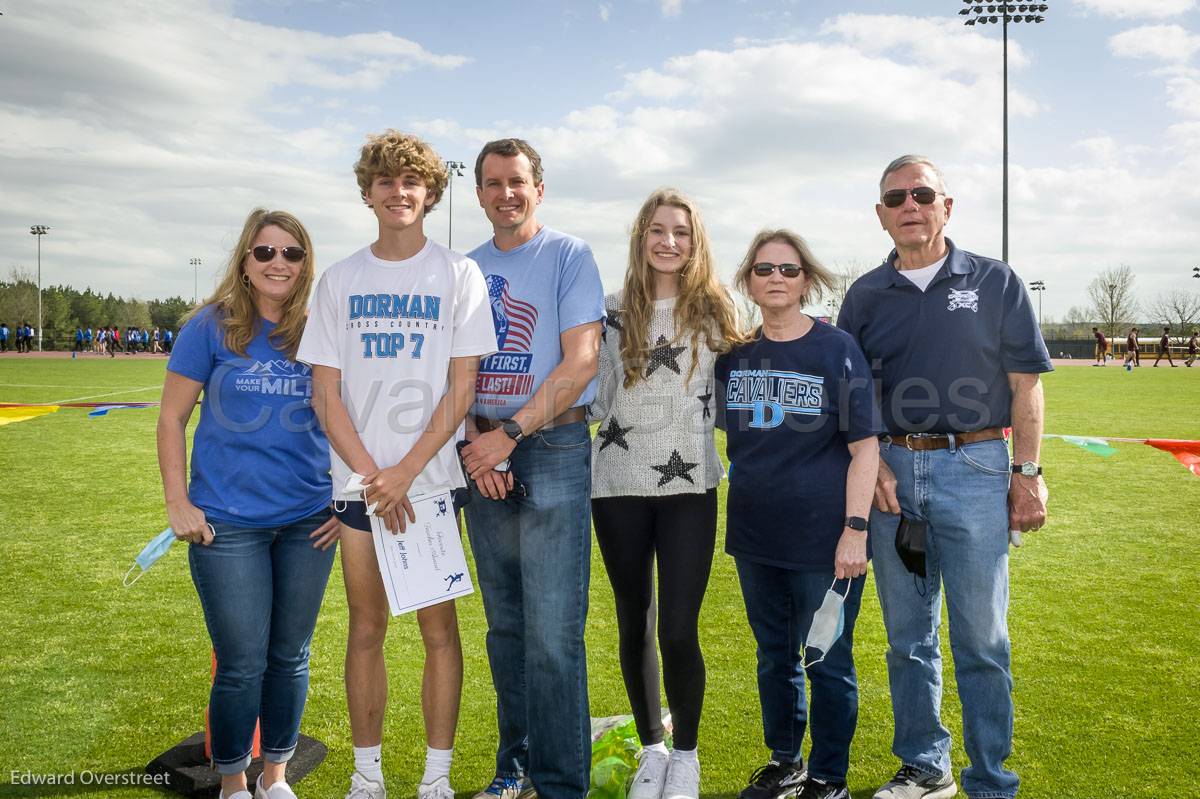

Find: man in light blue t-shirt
[459,139,604,799]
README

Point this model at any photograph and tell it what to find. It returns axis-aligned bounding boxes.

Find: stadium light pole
[1029,279,1045,327]
[30,225,49,351]
[1193,266,1199,279]
[958,1,1049,263]
[189,258,202,305]
[444,160,467,249]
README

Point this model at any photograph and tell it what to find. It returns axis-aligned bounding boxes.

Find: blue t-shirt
[715,321,883,571]
[468,226,605,419]
[837,238,1053,435]
[167,306,331,527]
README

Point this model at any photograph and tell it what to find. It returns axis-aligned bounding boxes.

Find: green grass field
[0,357,1197,798]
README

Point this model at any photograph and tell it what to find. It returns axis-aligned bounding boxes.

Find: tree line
[0,268,192,350]
[1042,265,1200,342]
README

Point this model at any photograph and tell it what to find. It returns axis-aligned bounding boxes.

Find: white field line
[47,385,162,404]
[2,383,131,389]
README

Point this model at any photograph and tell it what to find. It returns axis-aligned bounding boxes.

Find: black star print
[697,389,712,419]
[645,334,686,377]
[605,309,623,332]
[651,449,698,487]
[597,417,633,452]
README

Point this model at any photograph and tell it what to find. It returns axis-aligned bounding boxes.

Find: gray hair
[879,155,948,197]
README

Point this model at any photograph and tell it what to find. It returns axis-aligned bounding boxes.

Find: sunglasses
[752,262,805,278]
[248,245,306,263]
[881,187,942,208]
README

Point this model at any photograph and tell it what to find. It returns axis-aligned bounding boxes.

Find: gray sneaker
[873,765,956,799]
[628,749,670,799]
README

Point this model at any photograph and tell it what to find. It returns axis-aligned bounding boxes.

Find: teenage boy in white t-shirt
[298,130,497,799]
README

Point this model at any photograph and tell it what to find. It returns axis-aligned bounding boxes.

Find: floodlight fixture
[957,2,1049,263]
[444,160,468,249]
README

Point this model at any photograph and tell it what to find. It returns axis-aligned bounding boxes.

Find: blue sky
[2,0,1199,320]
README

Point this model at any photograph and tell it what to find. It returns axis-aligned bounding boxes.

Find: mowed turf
[0,357,1197,799]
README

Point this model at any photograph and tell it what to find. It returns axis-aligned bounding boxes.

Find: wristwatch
[1011,461,1042,477]
[500,418,525,444]
[845,516,868,531]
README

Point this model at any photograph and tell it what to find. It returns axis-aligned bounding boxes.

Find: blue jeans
[735,560,865,783]
[465,422,592,799]
[870,437,1017,799]
[188,511,335,775]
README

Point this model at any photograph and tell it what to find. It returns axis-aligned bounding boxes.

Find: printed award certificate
[370,486,473,615]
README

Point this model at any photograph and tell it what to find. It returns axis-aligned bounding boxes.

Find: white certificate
[370,486,473,615]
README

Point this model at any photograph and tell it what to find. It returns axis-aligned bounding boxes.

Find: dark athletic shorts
[333,489,469,533]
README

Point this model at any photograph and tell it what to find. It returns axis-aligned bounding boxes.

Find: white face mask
[802,578,850,669]
[334,473,379,515]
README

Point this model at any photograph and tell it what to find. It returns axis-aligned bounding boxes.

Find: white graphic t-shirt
[298,239,497,496]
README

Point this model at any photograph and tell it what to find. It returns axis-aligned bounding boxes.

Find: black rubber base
[144,733,327,797]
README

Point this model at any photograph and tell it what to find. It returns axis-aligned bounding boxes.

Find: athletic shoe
[661,754,700,799]
[737,760,806,799]
[417,776,455,799]
[872,764,956,799]
[796,777,849,799]
[345,772,387,799]
[628,749,669,799]
[255,775,298,799]
[218,791,253,799]
[473,775,534,799]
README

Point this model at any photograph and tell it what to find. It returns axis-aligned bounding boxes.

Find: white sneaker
[219,791,253,799]
[873,765,956,799]
[418,776,455,799]
[628,749,669,799]
[256,775,298,799]
[662,755,700,799]
[346,772,388,799]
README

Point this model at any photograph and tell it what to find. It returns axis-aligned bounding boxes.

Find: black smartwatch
[500,418,525,444]
[845,516,868,531]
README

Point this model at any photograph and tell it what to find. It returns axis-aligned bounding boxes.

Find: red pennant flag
[1145,439,1200,478]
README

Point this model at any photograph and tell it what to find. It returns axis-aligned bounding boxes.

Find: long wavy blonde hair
[618,188,743,388]
[184,208,316,360]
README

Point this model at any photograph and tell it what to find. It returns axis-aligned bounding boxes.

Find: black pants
[592,489,717,751]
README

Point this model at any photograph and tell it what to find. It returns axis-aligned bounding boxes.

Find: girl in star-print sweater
[587,188,744,799]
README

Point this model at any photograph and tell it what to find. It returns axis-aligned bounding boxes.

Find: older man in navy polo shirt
[838,155,1051,799]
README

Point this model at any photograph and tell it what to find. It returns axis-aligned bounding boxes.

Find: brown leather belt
[885,427,1006,451]
[475,406,587,434]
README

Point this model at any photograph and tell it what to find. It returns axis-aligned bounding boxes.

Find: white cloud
[661,0,684,18]
[1073,0,1196,19]
[599,3,612,22]
[1109,24,1200,62]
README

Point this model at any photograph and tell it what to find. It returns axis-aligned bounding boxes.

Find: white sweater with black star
[589,292,724,499]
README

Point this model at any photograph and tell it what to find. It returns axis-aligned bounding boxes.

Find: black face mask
[895,516,928,578]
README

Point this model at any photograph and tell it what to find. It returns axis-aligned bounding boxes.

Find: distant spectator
[1153,326,1177,367]
[84,326,94,352]
[1092,327,1108,366]
[74,327,84,353]
[110,326,120,357]
[164,328,174,354]
[1186,331,1197,368]
[152,327,163,354]
[0,322,9,353]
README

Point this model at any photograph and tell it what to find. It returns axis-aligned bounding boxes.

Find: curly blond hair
[353,129,449,212]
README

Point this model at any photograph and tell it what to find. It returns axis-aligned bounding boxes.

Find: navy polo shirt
[836,238,1052,435]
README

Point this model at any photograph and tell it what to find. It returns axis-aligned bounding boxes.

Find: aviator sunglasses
[881,187,943,208]
[248,244,307,263]
[752,262,805,278]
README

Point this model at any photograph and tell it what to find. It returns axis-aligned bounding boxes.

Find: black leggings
[592,489,717,751]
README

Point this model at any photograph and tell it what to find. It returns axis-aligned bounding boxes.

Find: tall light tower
[1029,279,1045,327]
[189,258,202,305]
[958,2,1048,263]
[1193,266,1199,280]
[30,225,49,351]
[444,160,467,249]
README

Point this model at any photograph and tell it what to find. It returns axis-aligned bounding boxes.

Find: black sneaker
[738,760,807,799]
[797,778,849,799]
[872,764,956,799]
